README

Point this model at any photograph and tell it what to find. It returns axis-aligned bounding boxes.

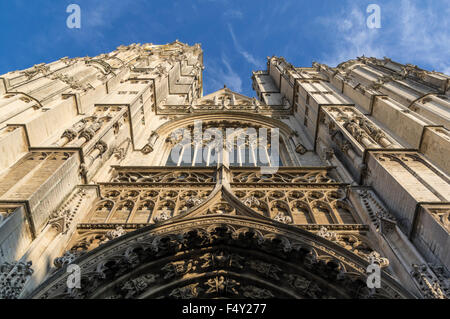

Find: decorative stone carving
[22,63,50,79]
[285,274,311,292]
[202,251,245,270]
[169,283,201,299]
[79,128,96,141]
[316,227,389,268]
[105,226,127,240]
[0,261,34,299]
[325,107,397,150]
[161,260,198,279]
[85,59,112,75]
[357,189,397,232]
[368,251,390,268]
[48,189,87,233]
[154,207,173,223]
[32,218,413,299]
[94,140,108,155]
[428,264,450,296]
[232,169,335,184]
[50,73,94,92]
[248,260,282,280]
[411,264,448,299]
[317,227,337,241]
[295,143,307,154]
[343,118,377,149]
[54,251,82,269]
[120,274,159,298]
[205,276,239,295]
[273,212,293,224]
[141,144,154,154]
[243,196,260,207]
[60,57,76,66]
[61,129,78,142]
[186,196,203,207]
[113,170,216,183]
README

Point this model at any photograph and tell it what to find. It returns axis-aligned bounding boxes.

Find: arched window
[312,202,335,225]
[131,200,154,223]
[335,202,356,224]
[107,200,134,223]
[291,201,313,224]
[270,201,293,224]
[90,200,114,223]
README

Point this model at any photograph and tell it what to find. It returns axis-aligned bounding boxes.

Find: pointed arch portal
[32,194,413,299]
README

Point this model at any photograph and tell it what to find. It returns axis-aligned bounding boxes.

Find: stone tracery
[0,41,448,300]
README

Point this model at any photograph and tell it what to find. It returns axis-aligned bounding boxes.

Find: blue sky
[0,0,449,96]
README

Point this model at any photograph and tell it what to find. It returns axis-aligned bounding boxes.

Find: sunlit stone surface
[0,42,448,299]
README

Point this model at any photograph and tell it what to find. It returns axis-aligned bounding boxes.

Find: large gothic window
[164,123,286,167]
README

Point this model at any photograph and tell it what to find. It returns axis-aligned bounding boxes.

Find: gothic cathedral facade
[0,41,448,299]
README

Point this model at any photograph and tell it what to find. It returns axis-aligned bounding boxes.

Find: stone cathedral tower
[0,41,448,299]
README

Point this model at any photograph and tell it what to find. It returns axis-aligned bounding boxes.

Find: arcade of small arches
[85,182,357,227]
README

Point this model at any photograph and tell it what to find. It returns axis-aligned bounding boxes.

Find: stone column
[71,121,101,147]
[85,141,108,167]
[53,129,77,147]
[80,141,108,180]
[52,120,87,147]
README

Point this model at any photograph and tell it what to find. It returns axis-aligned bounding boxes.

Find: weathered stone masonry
[0,42,448,299]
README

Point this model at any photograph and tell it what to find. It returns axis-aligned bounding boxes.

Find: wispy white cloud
[220,56,243,92]
[205,54,243,93]
[397,0,450,74]
[61,0,144,52]
[443,66,450,77]
[227,24,264,69]
[82,0,140,28]
[316,4,385,66]
[316,0,450,74]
